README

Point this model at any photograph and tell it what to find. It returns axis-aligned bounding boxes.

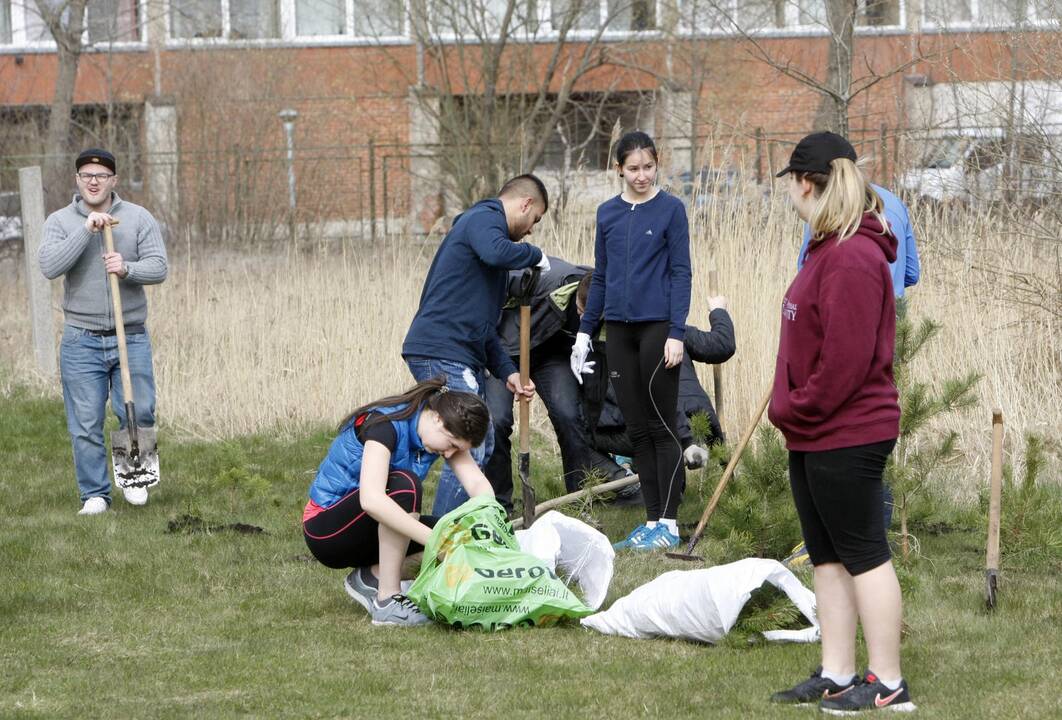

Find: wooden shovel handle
[102,221,134,406]
[986,409,1004,570]
[686,386,772,546]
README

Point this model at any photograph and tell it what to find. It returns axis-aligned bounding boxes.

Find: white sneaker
[78,497,109,515]
[122,485,149,506]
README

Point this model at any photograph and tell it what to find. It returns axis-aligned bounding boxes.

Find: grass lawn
[2,386,1060,719]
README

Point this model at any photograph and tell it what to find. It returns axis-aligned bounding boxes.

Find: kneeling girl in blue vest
[303,376,493,626]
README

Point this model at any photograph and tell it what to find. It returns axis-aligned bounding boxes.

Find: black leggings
[788,439,896,576]
[303,470,437,569]
[606,321,684,521]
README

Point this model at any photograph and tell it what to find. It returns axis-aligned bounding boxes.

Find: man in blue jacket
[403,174,550,515]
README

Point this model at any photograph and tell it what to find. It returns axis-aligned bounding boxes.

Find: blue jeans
[405,357,495,516]
[60,325,156,503]
[484,352,622,512]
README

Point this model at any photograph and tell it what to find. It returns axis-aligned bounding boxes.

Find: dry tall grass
[1,183,1058,501]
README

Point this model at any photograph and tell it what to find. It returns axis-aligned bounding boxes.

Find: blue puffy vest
[309,403,438,509]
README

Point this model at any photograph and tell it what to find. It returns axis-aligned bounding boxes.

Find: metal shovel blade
[111,426,160,489]
[519,451,535,527]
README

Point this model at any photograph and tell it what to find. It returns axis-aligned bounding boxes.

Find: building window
[296,0,346,35]
[87,0,140,44]
[608,0,657,30]
[552,0,599,30]
[354,0,405,36]
[230,0,278,38]
[857,0,901,26]
[0,0,11,43]
[169,0,280,40]
[924,0,1057,25]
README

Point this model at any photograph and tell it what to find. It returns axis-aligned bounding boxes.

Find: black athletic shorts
[788,439,896,576]
[303,469,436,569]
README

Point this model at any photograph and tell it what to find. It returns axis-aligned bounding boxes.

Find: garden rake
[666,387,772,562]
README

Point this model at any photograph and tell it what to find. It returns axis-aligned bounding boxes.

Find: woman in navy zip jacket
[572,131,692,551]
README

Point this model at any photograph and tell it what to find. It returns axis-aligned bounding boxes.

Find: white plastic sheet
[515,511,615,610]
[580,557,820,644]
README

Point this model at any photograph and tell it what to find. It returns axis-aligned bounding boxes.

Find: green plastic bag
[407,495,592,631]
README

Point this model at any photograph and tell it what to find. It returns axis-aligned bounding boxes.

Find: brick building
[1,1,1059,235]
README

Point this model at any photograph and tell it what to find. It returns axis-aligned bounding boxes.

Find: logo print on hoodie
[782,297,798,321]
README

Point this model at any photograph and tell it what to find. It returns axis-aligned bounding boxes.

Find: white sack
[580,557,819,644]
[515,511,615,610]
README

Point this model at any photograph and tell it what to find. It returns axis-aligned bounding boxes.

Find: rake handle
[102,221,139,456]
[681,386,772,555]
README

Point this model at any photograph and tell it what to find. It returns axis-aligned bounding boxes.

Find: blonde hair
[803,158,887,243]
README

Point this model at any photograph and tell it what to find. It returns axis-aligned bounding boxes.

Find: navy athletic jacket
[579,190,692,341]
[402,198,543,379]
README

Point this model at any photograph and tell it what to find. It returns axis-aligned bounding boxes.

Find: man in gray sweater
[39,149,168,515]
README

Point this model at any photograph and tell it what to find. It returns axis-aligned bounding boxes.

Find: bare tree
[398,0,625,204]
[36,0,89,210]
[701,0,935,136]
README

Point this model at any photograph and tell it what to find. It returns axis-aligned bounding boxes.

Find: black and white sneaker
[771,666,857,705]
[819,671,916,714]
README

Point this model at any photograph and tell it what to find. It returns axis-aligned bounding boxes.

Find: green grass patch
[2,387,1061,719]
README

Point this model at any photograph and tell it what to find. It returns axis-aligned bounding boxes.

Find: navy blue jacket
[579,190,692,340]
[402,198,543,378]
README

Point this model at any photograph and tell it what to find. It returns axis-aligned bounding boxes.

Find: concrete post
[144,97,179,225]
[19,166,57,379]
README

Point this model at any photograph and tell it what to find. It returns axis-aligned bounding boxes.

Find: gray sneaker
[371,594,432,627]
[343,567,376,614]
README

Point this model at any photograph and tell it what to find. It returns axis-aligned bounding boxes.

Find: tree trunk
[813,0,856,135]
[41,0,89,212]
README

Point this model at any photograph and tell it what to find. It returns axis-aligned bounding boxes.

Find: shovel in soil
[666,387,771,562]
[516,267,541,527]
[103,221,160,490]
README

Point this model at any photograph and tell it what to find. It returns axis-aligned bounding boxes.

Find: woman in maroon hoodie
[767,132,914,714]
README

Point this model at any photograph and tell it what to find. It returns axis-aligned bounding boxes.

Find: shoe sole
[343,579,374,614]
[821,702,917,715]
[370,618,432,627]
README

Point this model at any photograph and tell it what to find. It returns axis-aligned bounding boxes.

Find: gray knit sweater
[39,193,168,330]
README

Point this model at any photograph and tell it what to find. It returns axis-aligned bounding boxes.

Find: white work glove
[535,253,551,273]
[570,332,595,384]
[683,444,709,470]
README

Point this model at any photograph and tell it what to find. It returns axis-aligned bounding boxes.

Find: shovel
[103,220,160,490]
[666,386,771,562]
[985,409,1003,610]
[517,267,541,527]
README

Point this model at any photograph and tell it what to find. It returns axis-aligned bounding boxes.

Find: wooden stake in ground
[985,408,1004,610]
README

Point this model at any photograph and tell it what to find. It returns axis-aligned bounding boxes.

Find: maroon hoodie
[768,212,901,451]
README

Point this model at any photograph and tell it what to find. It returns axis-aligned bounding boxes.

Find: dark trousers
[606,321,684,521]
[484,352,622,512]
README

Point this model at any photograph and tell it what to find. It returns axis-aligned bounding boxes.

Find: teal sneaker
[613,523,652,550]
[631,524,680,551]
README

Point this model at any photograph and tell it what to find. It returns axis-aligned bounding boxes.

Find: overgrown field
[1,386,1061,719]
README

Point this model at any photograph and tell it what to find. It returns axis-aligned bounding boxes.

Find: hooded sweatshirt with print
[768,212,900,452]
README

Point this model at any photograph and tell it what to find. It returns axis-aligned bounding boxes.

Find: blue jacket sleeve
[467,214,542,269]
[485,328,518,381]
[903,223,920,288]
[666,201,692,341]
[578,217,607,336]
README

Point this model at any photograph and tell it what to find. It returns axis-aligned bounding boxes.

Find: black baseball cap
[75,148,117,173]
[776,132,856,177]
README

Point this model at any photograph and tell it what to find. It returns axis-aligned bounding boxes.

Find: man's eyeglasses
[77,172,115,182]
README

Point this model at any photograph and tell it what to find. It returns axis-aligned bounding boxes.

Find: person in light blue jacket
[302,377,495,627]
[798,184,920,297]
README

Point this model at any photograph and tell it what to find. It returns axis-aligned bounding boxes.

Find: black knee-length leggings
[606,321,685,521]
